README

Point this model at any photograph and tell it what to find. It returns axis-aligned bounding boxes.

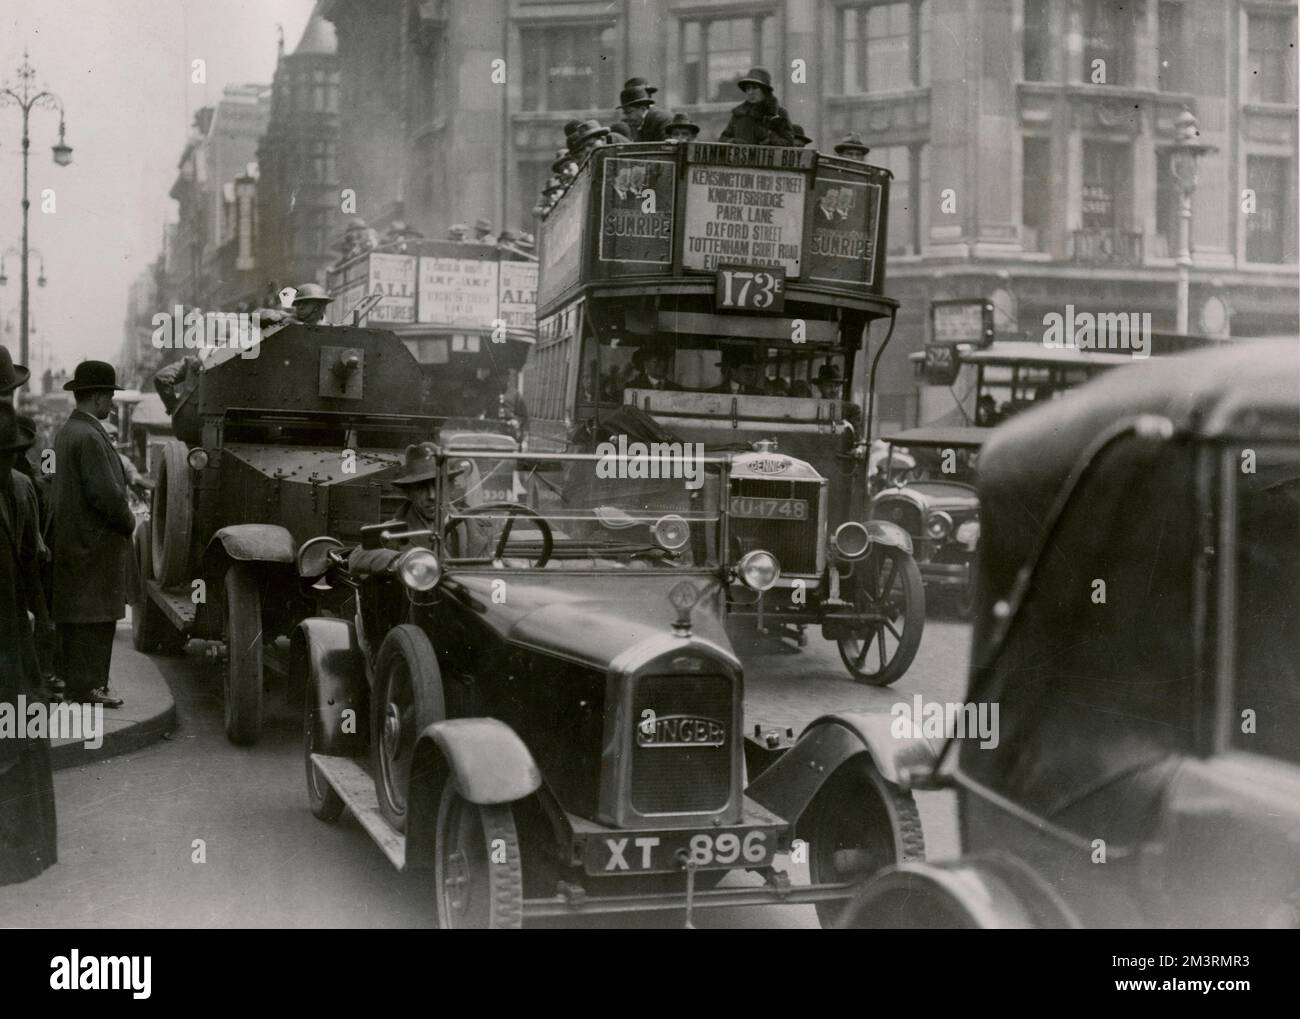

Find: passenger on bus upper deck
[833,132,871,161]
[718,68,795,148]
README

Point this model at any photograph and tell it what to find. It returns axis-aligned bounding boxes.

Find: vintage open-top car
[870,427,986,618]
[293,447,934,927]
[842,341,1300,928]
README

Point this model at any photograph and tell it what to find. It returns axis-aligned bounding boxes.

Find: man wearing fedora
[613,81,674,143]
[710,350,762,395]
[665,113,701,144]
[0,401,58,885]
[569,119,613,163]
[719,68,794,147]
[389,443,494,558]
[1,344,30,399]
[53,361,136,709]
[791,124,814,148]
[833,131,871,161]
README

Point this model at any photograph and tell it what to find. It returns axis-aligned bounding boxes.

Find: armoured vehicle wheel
[131,520,183,654]
[304,672,345,823]
[151,439,193,588]
[802,756,925,929]
[434,786,523,929]
[837,546,925,686]
[372,625,445,832]
[223,563,264,745]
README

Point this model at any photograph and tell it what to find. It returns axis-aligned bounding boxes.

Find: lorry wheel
[836,545,925,686]
[131,520,184,654]
[434,785,523,929]
[304,676,346,822]
[801,756,925,929]
[152,439,193,589]
[223,563,264,746]
[372,625,445,832]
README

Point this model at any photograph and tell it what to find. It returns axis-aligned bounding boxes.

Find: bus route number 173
[716,265,785,312]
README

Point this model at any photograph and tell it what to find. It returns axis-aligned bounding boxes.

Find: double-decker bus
[525,140,926,686]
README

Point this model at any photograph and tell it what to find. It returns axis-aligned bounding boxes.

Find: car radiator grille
[874,498,923,539]
[630,673,732,815]
[730,478,822,574]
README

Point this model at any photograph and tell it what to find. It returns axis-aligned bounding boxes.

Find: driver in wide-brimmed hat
[389,443,494,556]
[719,67,794,147]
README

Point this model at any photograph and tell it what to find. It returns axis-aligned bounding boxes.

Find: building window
[1154,149,1179,258]
[309,139,337,183]
[1076,141,1140,264]
[520,23,618,112]
[840,1,928,94]
[1247,12,1297,104]
[1247,155,1293,263]
[681,12,778,105]
[1022,0,1049,81]
[1157,1,1186,92]
[311,69,339,113]
[873,143,925,255]
[1022,136,1051,252]
[1082,0,1133,85]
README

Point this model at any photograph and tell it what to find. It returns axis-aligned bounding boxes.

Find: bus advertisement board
[417,258,500,329]
[682,162,805,276]
[803,169,883,288]
[597,156,675,267]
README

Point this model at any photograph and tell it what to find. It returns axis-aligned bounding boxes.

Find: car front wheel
[434,785,523,929]
[836,545,925,686]
[371,625,445,832]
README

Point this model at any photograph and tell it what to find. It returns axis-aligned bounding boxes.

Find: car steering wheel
[445,502,554,568]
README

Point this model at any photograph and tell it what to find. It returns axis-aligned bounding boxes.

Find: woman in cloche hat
[718,67,794,147]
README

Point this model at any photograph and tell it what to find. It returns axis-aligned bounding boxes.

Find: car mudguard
[835,857,1083,929]
[404,718,543,871]
[205,523,296,565]
[745,712,936,825]
[864,519,913,555]
[292,618,368,757]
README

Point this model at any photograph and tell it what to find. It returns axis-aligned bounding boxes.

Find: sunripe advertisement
[803,169,883,288]
[682,163,805,276]
[598,157,675,266]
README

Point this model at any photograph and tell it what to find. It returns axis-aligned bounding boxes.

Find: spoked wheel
[372,625,445,832]
[434,784,523,929]
[223,563,264,745]
[836,545,925,686]
[802,756,926,929]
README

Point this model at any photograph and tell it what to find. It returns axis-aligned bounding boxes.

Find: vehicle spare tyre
[151,438,193,589]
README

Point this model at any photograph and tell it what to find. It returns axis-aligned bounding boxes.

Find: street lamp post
[1169,109,1216,335]
[0,51,72,378]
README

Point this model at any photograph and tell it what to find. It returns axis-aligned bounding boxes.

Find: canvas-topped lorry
[131,324,442,744]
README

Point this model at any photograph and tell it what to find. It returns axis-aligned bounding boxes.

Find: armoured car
[870,427,986,618]
[295,447,934,927]
[841,341,1300,928]
[131,324,443,744]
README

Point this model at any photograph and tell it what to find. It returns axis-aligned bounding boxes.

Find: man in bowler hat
[52,361,135,708]
[613,81,674,142]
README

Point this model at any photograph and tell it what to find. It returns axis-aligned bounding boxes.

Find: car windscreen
[444,453,725,571]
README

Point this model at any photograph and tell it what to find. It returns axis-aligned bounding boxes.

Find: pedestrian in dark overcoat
[0,401,57,885]
[52,361,134,708]
[718,68,795,147]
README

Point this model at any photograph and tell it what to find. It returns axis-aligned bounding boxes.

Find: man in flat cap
[52,361,136,708]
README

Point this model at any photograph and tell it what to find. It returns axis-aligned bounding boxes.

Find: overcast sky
[1,0,315,375]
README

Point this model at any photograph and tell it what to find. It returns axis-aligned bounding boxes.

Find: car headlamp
[830,521,871,561]
[187,448,210,471]
[737,549,781,591]
[296,535,344,578]
[925,511,953,541]
[396,548,442,592]
[955,519,980,548]
[653,514,690,551]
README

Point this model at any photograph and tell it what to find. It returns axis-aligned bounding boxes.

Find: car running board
[311,754,406,870]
